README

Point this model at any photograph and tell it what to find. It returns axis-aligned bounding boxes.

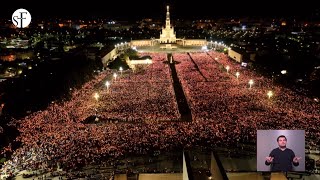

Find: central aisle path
[167,53,192,122]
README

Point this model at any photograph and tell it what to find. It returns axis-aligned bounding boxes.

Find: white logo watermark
[12,8,31,28]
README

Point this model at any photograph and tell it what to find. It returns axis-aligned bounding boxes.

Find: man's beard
[279,145,286,149]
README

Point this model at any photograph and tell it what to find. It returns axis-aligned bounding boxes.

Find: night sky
[1,0,318,20]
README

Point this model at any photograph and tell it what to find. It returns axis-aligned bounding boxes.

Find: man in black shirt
[265,135,301,171]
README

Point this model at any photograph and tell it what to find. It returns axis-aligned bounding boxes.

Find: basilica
[130,5,207,49]
[159,6,177,44]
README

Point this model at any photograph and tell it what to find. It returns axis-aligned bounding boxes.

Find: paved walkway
[167,53,192,121]
[187,52,208,82]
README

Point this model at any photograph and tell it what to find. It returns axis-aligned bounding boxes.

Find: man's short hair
[277,135,287,142]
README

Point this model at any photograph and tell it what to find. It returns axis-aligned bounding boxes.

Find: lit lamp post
[226,65,230,73]
[248,79,254,89]
[94,92,99,101]
[105,81,110,92]
[119,66,123,76]
[236,72,240,79]
[267,91,273,99]
[113,73,118,82]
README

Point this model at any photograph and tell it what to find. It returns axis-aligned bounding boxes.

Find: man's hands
[293,157,301,163]
[266,156,274,163]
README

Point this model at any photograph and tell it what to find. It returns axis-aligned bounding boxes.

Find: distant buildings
[228,49,243,63]
[103,21,133,30]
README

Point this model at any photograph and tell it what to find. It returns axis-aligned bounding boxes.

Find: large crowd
[1,50,320,176]
[176,51,320,143]
[66,52,180,122]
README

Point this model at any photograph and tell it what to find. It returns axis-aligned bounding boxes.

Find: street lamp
[105,81,110,92]
[119,66,123,76]
[236,72,240,79]
[113,73,118,81]
[267,91,273,99]
[248,79,254,89]
[94,92,100,101]
[226,65,230,73]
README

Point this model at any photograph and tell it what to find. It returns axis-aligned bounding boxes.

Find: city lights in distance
[281,70,287,74]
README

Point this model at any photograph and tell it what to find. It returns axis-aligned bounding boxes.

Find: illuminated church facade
[159,6,177,44]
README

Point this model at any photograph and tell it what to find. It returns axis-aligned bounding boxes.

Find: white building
[159,6,176,44]
[228,49,243,63]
